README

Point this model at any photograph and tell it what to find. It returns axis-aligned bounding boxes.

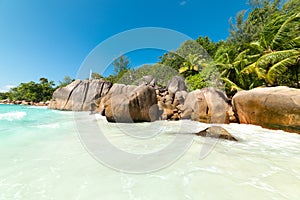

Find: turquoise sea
[1,104,300,200]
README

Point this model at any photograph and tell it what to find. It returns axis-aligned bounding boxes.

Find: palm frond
[256,49,300,68]
[234,49,250,61]
[242,62,266,79]
[261,14,287,49]
[266,55,299,84]
[250,41,265,52]
[271,12,300,49]
[282,36,300,49]
[254,67,266,79]
[241,62,257,74]
[179,65,189,74]
[221,77,243,91]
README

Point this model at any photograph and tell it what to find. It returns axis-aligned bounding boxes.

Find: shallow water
[0,104,300,200]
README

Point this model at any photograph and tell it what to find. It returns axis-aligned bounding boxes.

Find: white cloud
[0,85,16,92]
[180,1,187,6]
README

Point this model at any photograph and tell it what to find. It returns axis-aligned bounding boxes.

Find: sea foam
[0,111,27,121]
[36,123,60,129]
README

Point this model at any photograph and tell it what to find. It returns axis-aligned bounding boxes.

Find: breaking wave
[0,111,27,121]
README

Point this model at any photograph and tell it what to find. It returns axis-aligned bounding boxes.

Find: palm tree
[242,12,300,86]
[179,54,209,76]
[215,47,261,91]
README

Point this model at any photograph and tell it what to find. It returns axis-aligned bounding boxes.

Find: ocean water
[0,104,300,200]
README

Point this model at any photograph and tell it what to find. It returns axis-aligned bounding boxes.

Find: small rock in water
[196,126,238,141]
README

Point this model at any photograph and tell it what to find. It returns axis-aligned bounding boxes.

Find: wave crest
[0,111,27,121]
[36,123,59,129]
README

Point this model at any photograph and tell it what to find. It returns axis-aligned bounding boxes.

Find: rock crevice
[48,79,112,111]
[48,78,300,134]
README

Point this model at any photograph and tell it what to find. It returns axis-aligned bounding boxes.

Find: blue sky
[0,0,249,91]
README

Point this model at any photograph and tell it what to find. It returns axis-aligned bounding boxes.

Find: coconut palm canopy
[158,0,300,95]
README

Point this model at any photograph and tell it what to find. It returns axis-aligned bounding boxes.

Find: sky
[0,0,250,92]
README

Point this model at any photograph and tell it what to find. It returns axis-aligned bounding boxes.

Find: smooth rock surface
[232,86,300,133]
[102,84,158,122]
[48,80,112,111]
[167,76,187,95]
[181,87,230,124]
[196,126,238,141]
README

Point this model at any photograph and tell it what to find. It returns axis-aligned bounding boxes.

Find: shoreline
[2,102,300,136]
[0,100,50,107]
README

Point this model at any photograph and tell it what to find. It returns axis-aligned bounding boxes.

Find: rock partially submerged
[232,86,300,134]
[47,77,236,124]
[196,126,238,141]
[47,77,300,135]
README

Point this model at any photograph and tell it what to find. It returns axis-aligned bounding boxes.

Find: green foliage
[91,72,103,80]
[145,64,180,87]
[159,52,185,71]
[179,54,202,76]
[0,92,9,100]
[117,64,180,87]
[155,0,300,95]
[239,10,300,86]
[196,36,222,58]
[114,69,135,85]
[58,76,74,88]
[113,55,130,75]
[176,40,206,58]
[8,78,55,102]
[186,73,208,91]
[107,55,131,83]
[228,0,281,49]
[216,0,300,92]
[282,0,300,14]
[3,0,297,101]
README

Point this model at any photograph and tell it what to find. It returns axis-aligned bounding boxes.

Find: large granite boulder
[167,76,187,95]
[232,86,300,133]
[48,80,112,111]
[181,87,230,124]
[48,80,81,110]
[101,84,159,122]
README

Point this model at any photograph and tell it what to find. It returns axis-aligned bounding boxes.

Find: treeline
[0,76,73,102]
[158,0,300,96]
[1,0,299,101]
[90,56,180,87]
[98,0,300,96]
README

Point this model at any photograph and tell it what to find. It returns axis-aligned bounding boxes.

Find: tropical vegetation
[0,78,56,102]
[1,0,299,101]
[159,0,300,95]
[0,77,74,102]
[68,0,300,96]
